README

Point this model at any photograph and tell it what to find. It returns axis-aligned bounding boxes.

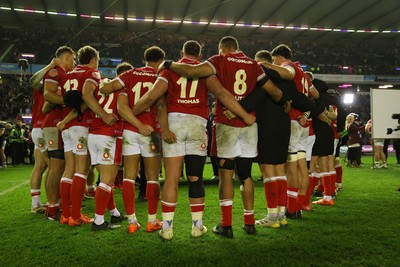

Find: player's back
[286,61,311,96]
[62,65,99,128]
[208,51,261,100]
[90,87,123,136]
[285,61,313,120]
[160,57,208,120]
[208,51,264,127]
[117,66,158,132]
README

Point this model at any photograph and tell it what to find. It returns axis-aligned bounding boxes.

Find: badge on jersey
[48,69,58,77]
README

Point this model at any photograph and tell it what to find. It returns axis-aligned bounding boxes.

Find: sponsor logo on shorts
[103,148,111,161]
[200,142,206,150]
[150,144,156,152]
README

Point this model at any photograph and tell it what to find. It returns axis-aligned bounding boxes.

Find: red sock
[277,177,287,207]
[107,188,116,211]
[244,210,254,225]
[147,181,160,215]
[220,200,232,227]
[190,203,205,213]
[321,173,331,197]
[335,166,343,184]
[46,204,60,216]
[306,175,318,201]
[264,177,278,209]
[95,183,111,216]
[31,190,40,197]
[330,173,337,196]
[317,182,324,192]
[297,194,306,210]
[122,179,135,215]
[70,173,87,220]
[287,187,298,213]
[161,201,176,213]
[60,177,73,218]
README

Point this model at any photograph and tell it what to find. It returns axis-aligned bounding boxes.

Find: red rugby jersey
[42,66,65,128]
[31,89,45,128]
[89,88,123,137]
[158,57,208,120]
[61,65,99,129]
[283,61,314,120]
[207,51,265,127]
[117,66,158,133]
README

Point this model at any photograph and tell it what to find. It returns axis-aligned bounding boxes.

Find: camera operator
[345,113,365,167]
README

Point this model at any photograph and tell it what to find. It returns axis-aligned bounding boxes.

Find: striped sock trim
[123,178,135,184]
[98,182,112,192]
[74,173,87,180]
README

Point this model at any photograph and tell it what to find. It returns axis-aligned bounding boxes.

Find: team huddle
[28,36,343,240]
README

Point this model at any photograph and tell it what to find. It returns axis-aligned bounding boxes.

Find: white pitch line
[0,180,30,196]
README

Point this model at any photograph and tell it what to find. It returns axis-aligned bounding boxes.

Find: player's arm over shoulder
[169,60,214,78]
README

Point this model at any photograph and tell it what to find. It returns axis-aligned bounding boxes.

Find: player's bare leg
[45,157,64,220]
[160,156,183,239]
[30,148,47,213]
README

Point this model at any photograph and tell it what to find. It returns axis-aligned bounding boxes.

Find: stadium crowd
[2,26,400,74]
[1,28,399,240]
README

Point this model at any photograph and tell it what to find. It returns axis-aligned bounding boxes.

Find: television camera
[386,114,400,135]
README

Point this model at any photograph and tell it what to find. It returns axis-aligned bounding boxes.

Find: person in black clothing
[9,120,26,166]
[225,50,316,225]
[394,139,400,165]
[137,158,148,201]
[346,114,365,167]
[0,123,6,167]
[306,77,337,206]
[207,101,219,181]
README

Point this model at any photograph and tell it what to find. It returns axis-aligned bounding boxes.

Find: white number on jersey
[233,69,247,95]
[63,79,79,92]
[176,77,198,98]
[301,77,309,96]
[131,82,154,104]
[98,91,114,114]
